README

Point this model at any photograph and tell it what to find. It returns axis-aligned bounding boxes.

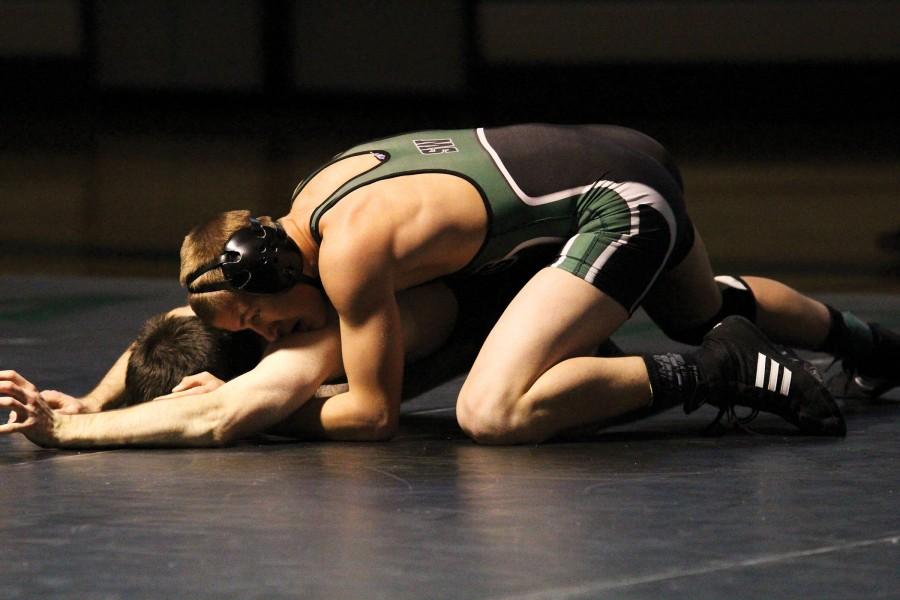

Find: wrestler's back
[288,124,684,291]
[289,153,489,290]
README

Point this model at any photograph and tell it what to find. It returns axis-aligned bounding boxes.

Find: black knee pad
[663,275,757,345]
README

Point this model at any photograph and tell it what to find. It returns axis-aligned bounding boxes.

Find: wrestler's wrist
[48,412,73,447]
[79,394,104,412]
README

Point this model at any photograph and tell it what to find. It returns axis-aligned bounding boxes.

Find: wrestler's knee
[456,380,534,445]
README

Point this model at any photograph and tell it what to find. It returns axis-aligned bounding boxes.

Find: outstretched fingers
[0,393,32,434]
[0,370,37,393]
[0,383,57,446]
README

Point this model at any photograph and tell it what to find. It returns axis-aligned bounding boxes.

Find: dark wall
[2,0,899,121]
[1,1,898,282]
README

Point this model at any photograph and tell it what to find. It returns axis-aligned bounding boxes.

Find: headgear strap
[185,217,319,294]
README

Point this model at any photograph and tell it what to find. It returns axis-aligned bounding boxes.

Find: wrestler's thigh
[641,228,721,329]
[458,267,628,406]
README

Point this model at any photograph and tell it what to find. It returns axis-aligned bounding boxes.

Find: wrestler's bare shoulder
[317,174,487,288]
[290,153,383,218]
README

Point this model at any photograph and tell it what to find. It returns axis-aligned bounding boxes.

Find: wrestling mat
[1,275,898,599]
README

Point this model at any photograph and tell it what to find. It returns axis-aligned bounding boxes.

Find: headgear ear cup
[186,217,320,294]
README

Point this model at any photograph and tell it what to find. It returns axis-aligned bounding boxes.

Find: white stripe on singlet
[476,127,595,206]
[477,127,678,311]
[551,182,677,311]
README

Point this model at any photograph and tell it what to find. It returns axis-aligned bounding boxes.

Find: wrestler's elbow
[348,400,399,441]
[210,409,261,447]
[209,420,239,447]
[202,394,246,447]
[365,409,399,441]
[177,413,233,448]
[199,417,235,448]
[210,387,304,446]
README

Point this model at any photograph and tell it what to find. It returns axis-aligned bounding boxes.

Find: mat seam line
[490,533,900,600]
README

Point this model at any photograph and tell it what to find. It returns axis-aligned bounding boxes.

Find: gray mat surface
[1,276,898,599]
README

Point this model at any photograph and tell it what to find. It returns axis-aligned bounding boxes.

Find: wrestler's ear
[192,292,248,332]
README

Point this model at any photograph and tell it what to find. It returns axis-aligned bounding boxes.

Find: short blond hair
[179,210,275,322]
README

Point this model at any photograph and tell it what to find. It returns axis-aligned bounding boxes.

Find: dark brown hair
[123,314,264,406]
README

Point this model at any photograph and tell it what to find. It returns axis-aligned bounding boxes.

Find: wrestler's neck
[279,215,319,278]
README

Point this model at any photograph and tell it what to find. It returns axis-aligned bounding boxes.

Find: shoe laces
[703,404,761,435]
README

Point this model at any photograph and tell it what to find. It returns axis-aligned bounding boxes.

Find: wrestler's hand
[0,370,58,447]
[160,371,226,399]
[40,390,89,414]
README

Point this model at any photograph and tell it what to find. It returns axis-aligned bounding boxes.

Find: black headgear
[185,217,319,294]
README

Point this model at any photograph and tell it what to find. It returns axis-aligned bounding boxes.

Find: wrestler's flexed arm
[310,223,406,440]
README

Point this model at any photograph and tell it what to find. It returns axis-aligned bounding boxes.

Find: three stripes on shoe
[756,353,792,396]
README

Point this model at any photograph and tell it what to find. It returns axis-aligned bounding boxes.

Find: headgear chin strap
[185,217,320,294]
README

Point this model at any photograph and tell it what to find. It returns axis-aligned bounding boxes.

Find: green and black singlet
[291,124,695,313]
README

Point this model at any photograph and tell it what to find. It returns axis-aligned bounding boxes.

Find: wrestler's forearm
[79,345,131,411]
[51,330,340,448]
[50,392,230,448]
[51,377,324,448]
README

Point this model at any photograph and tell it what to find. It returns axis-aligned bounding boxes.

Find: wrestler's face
[211,284,330,343]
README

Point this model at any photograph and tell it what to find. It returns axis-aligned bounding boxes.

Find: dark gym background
[1,0,898,290]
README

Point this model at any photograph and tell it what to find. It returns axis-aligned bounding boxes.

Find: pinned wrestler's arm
[0,325,340,448]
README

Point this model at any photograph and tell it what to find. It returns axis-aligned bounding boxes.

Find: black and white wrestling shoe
[693,316,846,436]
